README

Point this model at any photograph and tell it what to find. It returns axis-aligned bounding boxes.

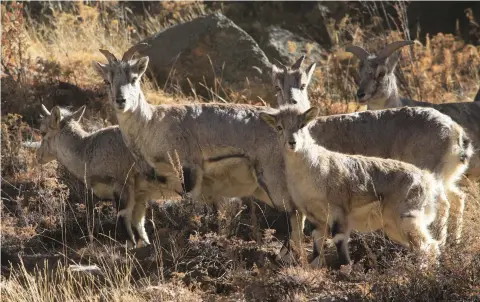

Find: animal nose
[356,90,366,99]
[116,98,126,105]
[288,141,296,148]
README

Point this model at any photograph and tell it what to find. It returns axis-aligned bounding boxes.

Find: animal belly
[202,157,258,197]
[91,183,115,200]
[349,202,384,232]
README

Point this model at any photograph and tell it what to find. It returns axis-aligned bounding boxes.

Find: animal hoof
[137,239,151,248]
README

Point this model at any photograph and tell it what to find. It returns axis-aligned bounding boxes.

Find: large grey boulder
[139,13,275,104]
[258,26,327,66]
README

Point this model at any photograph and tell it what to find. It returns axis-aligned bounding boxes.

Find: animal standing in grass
[272,57,474,245]
[261,105,445,267]
[92,44,306,262]
[36,104,171,247]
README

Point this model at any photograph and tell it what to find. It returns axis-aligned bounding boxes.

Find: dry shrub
[1,2,480,301]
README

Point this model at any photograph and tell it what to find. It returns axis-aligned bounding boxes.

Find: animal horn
[291,55,306,70]
[99,49,118,63]
[41,104,51,116]
[273,58,288,73]
[122,43,149,61]
[376,40,414,61]
[345,45,370,61]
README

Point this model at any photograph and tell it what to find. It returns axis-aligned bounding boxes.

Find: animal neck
[284,130,325,166]
[55,123,89,178]
[367,75,402,110]
[116,91,153,134]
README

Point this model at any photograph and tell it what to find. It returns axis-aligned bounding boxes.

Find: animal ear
[260,112,277,129]
[41,104,51,116]
[291,55,305,70]
[71,105,86,122]
[92,61,109,80]
[305,62,317,86]
[132,56,149,76]
[303,107,320,125]
[50,106,62,129]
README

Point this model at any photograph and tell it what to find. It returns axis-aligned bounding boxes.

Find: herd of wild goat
[30,40,480,269]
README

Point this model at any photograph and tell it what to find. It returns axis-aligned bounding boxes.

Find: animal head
[92,43,149,113]
[346,40,414,106]
[260,105,319,152]
[37,104,85,164]
[272,55,316,110]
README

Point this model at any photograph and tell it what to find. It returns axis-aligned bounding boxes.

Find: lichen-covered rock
[139,13,275,104]
[259,26,327,66]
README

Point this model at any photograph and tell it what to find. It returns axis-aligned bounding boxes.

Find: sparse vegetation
[1,2,479,301]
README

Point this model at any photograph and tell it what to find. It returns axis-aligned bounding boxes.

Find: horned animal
[272,55,316,110]
[92,44,307,262]
[36,104,171,247]
[272,56,474,245]
[261,105,445,267]
[346,40,480,183]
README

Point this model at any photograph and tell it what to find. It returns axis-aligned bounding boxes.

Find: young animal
[272,56,474,245]
[36,104,172,247]
[346,41,480,183]
[272,55,316,110]
[261,105,445,267]
[92,45,305,262]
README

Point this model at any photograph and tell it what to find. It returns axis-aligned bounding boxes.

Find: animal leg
[131,194,150,247]
[398,214,440,267]
[446,186,465,245]
[331,219,352,266]
[310,221,329,269]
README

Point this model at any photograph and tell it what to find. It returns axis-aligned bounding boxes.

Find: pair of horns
[99,43,149,63]
[346,40,414,61]
[274,55,306,73]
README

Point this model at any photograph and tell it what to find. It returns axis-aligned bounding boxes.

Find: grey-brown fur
[290,104,471,247]
[261,105,444,267]
[37,104,171,247]
[272,55,316,110]
[92,45,305,262]
[278,51,474,244]
[347,41,480,183]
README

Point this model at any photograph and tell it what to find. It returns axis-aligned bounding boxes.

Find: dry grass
[1,2,480,301]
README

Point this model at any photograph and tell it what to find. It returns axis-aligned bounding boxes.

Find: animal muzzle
[288,140,296,150]
[115,98,126,109]
[356,89,367,102]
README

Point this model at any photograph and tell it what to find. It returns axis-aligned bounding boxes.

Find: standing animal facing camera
[346,40,480,183]
[261,105,445,268]
[35,104,172,248]
[92,44,308,263]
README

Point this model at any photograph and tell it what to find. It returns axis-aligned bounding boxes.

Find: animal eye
[377,71,386,78]
[276,125,283,131]
[131,77,138,84]
[104,80,110,85]
[299,124,305,128]
[292,100,298,105]
[300,84,306,91]
[275,86,281,92]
